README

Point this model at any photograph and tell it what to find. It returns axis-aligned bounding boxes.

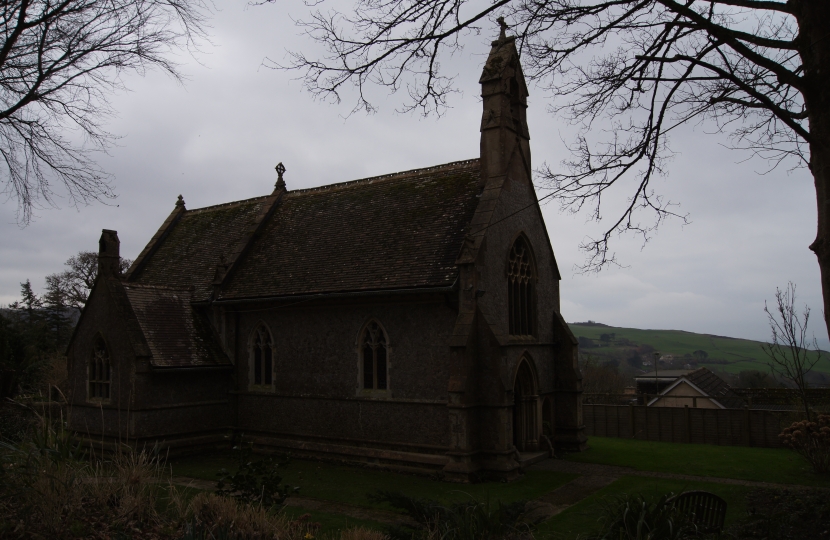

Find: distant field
[568,323,830,375]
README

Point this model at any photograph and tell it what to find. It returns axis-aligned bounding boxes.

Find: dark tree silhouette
[279,0,830,337]
[0,0,210,223]
[45,251,132,312]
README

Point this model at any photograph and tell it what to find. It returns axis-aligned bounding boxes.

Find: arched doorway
[512,358,540,452]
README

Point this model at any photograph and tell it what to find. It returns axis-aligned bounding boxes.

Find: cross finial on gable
[176,194,185,208]
[497,17,508,41]
[275,162,286,190]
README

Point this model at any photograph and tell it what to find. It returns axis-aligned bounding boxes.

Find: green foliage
[582,493,697,540]
[369,490,529,540]
[216,441,297,508]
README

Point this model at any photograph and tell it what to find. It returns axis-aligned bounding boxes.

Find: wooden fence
[583,404,791,448]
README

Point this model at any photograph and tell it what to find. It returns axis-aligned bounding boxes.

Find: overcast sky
[0,0,824,347]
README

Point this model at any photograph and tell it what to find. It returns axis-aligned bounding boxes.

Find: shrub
[369,490,531,540]
[779,414,830,474]
[583,493,698,540]
[216,440,298,508]
[182,492,319,540]
[0,412,171,537]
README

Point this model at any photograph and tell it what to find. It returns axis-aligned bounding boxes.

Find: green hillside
[568,323,830,376]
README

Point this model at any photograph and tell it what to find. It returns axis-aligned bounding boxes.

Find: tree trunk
[798,2,830,341]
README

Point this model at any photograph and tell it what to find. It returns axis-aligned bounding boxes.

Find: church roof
[130,159,481,301]
[131,196,270,301]
[119,283,230,368]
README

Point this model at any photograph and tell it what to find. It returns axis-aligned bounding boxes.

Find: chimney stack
[98,229,121,277]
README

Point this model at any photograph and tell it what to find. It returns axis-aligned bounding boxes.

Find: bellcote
[479,23,530,141]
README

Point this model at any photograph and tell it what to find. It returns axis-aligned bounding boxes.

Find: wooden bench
[670,490,727,534]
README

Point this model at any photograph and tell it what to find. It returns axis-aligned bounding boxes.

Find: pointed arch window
[508,235,536,336]
[89,337,111,400]
[361,321,388,391]
[251,324,273,387]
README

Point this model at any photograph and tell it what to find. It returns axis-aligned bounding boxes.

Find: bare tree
[45,251,132,312]
[762,282,821,420]
[0,0,210,223]
[277,0,830,338]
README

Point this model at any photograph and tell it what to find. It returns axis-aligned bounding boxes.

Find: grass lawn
[564,436,828,487]
[536,476,751,540]
[169,453,578,510]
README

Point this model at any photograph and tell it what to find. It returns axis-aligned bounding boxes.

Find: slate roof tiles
[132,196,270,301]
[221,159,481,299]
[121,283,229,368]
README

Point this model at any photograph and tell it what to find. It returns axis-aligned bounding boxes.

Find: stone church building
[66,31,586,481]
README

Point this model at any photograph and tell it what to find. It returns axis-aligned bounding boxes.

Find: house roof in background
[649,367,746,409]
[636,370,693,380]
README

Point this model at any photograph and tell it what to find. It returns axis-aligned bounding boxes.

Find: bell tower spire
[479,21,531,187]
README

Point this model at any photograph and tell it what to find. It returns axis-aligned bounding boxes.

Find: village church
[66,28,586,481]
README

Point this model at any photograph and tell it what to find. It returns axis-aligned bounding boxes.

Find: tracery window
[361,321,388,391]
[508,236,536,336]
[89,337,111,400]
[251,324,273,387]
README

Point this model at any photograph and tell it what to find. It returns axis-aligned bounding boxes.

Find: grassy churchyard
[167,436,830,539]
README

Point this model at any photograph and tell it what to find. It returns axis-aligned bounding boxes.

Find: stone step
[518,451,549,467]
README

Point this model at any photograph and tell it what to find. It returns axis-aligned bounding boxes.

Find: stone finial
[275,162,286,190]
[176,194,185,208]
[497,17,508,42]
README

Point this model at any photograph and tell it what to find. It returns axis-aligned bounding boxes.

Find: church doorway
[512,358,540,452]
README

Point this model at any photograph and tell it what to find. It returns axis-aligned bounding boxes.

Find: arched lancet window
[508,235,536,336]
[251,324,273,387]
[361,321,388,391]
[89,337,111,400]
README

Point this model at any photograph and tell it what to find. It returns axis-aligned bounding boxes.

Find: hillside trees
[282,0,830,338]
[0,250,125,398]
[0,0,210,223]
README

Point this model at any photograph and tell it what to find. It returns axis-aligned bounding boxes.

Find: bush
[779,414,830,474]
[216,440,298,508]
[0,413,170,537]
[182,492,318,540]
[583,493,699,540]
[369,490,531,540]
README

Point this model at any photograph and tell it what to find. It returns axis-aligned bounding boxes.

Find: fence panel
[583,404,787,448]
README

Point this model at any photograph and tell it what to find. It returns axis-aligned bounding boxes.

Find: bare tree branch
[762,282,821,420]
[0,0,211,223]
